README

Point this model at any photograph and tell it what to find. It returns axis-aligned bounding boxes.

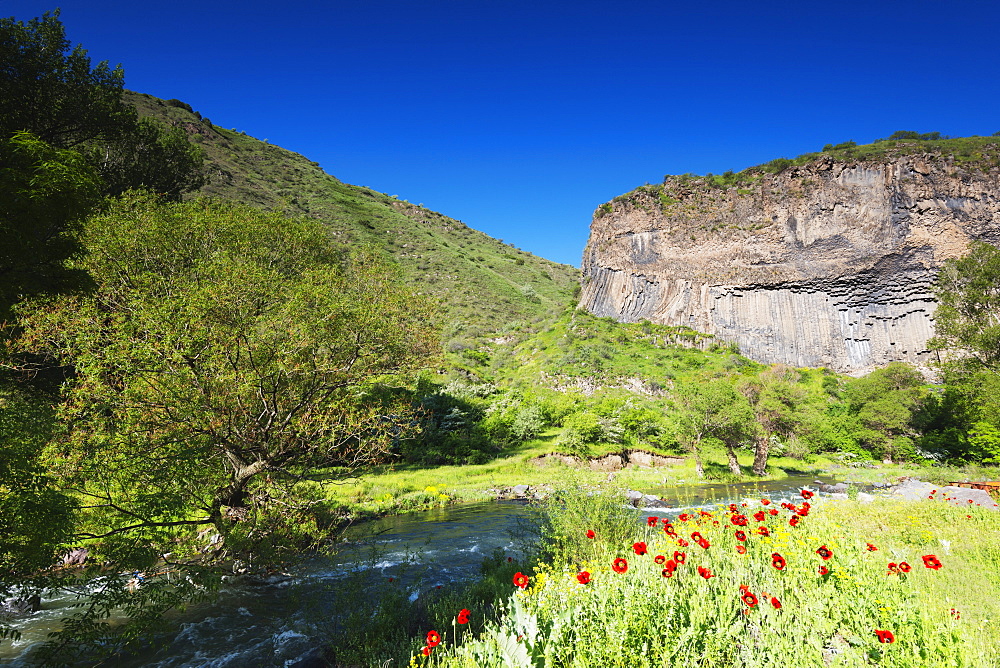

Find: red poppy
[729,503,739,513]
[576,571,591,584]
[887,562,899,575]
[818,565,829,576]
[673,550,686,564]
[647,516,658,527]
[698,566,714,579]
[753,511,766,522]
[633,541,648,556]
[679,513,691,522]
[427,630,441,647]
[757,526,770,537]
[662,560,677,577]
[586,529,596,539]
[741,590,758,607]
[801,489,814,500]
[664,525,677,537]
[770,596,781,609]
[899,561,911,573]
[677,538,689,547]
[612,558,628,574]
[761,498,771,505]
[731,514,748,526]
[457,609,470,624]
[736,545,747,555]
[866,542,878,551]
[735,530,747,542]
[771,553,786,570]
[789,516,800,527]
[697,538,710,549]
[950,608,961,619]
[513,572,529,589]
[421,646,432,656]
[652,555,665,565]
[874,630,895,643]
[797,507,810,517]
[816,545,833,560]
[922,554,942,570]
[691,531,702,541]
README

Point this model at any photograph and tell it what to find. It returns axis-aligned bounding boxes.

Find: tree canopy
[931,241,1000,374]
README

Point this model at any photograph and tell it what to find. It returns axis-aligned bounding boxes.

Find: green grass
[422,489,1000,667]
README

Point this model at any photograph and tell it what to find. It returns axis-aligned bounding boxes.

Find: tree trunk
[726,446,742,476]
[694,437,704,478]
[752,435,769,476]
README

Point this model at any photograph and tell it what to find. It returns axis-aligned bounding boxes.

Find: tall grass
[419,488,1000,667]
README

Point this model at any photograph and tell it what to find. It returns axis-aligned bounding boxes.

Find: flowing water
[1,474,842,666]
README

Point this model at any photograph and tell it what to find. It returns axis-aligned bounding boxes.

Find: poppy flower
[664,525,677,537]
[922,554,942,570]
[770,596,781,609]
[736,545,747,555]
[735,530,747,542]
[691,531,702,541]
[586,529,596,539]
[789,516,800,527]
[654,554,666,565]
[421,646,432,656]
[647,516,658,527]
[576,571,591,584]
[887,562,899,575]
[801,489,814,499]
[797,507,810,517]
[677,538,689,547]
[818,565,829,575]
[731,514,748,526]
[697,538,710,549]
[761,498,771,505]
[950,608,961,619]
[513,572,529,589]
[816,545,833,560]
[753,511,766,522]
[698,566,714,579]
[673,550,686,564]
[729,503,739,513]
[457,609,470,624]
[866,542,878,551]
[771,553,786,570]
[769,508,779,516]
[662,560,677,577]
[874,630,895,643]
[633,541,648,556]
[757,526,770,537]
[612,558,629,574]
[741,590,758,607]
[427,630,441,647]
[899,562,911,573]
[679,513,691,522]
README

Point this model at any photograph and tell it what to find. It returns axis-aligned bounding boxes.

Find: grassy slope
[125,91,579,336]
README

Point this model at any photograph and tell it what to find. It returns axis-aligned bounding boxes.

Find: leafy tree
[739,365,805,475]
[13,194,438,582]
[0,10,204,199]
[674,377,758,477]
[843,362,928,462]
[931,241,1000,373]
[0,130,102,316]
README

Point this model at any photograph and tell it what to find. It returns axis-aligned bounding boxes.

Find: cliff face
[580,153,1000,373]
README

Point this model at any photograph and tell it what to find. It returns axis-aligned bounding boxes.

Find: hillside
[125,91,579,337]
[581,134,1000,373]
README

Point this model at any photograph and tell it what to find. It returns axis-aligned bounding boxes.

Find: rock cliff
[580,145,1000,373]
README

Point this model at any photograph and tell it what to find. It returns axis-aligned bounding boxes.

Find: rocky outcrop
[580,151,1000,372]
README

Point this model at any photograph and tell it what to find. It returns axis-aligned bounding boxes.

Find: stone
[641,494,669,508]
[819,482,849,493]
[938,485,999,510]
[511,485,530,498]
[579,155,1000,373]
[856,492,875,503]
[589,454,624,471]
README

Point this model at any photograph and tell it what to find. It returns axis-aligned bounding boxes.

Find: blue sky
[7,1,1000,266]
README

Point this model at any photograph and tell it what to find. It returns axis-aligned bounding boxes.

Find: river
[1,474,839,666]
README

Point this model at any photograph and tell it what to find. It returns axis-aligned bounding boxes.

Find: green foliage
[0,10,132,148]
[15,194,438,567]
[0,131,102,316]
[843,363,929,462]
[931,241,1000,373]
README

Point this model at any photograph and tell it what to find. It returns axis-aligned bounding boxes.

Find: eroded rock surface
[580,154,1000,372]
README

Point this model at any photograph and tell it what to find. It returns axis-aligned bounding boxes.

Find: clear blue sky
[7,1,1000,266]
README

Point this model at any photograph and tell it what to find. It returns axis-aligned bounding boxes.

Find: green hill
[125,91,579,337]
